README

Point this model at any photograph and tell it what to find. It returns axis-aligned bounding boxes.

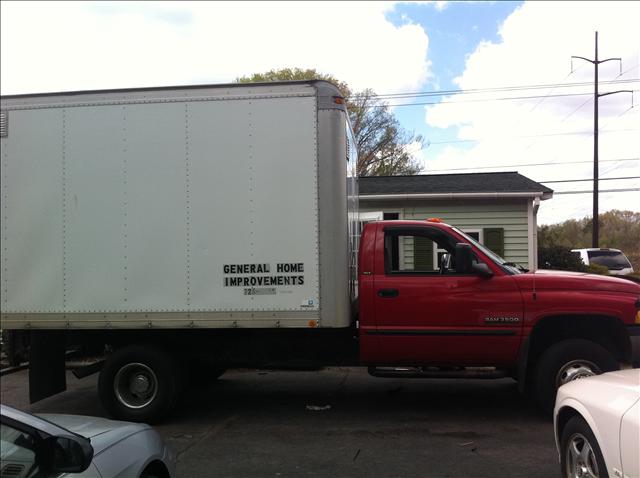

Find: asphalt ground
[0,367,560,478]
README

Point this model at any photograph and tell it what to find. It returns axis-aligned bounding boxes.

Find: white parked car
[571,248,634,276]
[0,404,174,478]
[554,369,640,478]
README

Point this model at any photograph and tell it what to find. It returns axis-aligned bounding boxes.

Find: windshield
[452,227,523,274]
[587,250,631,270]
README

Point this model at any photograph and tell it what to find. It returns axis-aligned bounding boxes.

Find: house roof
[359,172,553,200]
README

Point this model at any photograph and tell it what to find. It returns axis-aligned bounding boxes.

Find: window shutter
[414,237,433,271]
[483,228,504,257]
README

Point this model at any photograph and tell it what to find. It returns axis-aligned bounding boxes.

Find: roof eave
[359,191,553,201]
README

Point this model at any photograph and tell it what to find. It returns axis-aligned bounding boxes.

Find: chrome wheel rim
[565,432,600,478]
[114,363,158,409]
[556,360,600,388]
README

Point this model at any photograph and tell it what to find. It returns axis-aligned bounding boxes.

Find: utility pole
[571,31,632,248]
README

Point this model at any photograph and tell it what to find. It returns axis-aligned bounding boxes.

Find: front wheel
[98,345,182,423]
[560,415,609,478]
[534,339,618,414]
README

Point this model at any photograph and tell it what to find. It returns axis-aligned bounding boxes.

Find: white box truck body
[1,81,361,420]
[1,81,358,330]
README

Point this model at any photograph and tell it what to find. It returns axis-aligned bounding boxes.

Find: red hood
[514,269,640,294]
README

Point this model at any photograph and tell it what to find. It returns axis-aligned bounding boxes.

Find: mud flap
[29,331,67,403]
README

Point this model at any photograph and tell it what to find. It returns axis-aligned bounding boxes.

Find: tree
[236,68,423,176]
[538,210,640,271]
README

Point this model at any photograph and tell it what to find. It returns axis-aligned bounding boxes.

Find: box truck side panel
[114,102,190,311]
[188,96,320,313]
[2,109,65,312]
[1,85,326,328]
[65,105,146,311]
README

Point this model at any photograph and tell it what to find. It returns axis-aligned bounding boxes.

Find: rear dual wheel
[98,345,182,423]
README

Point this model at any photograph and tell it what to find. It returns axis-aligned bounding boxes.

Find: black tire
[560,415,609,478]
[98,345,182,423]
[535,339,618,414]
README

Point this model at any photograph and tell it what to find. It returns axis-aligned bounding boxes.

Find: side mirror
[42,435,94,474]
[455,243,493,278]
[454,243,473,274]
[472,262,494,278]
[440,253,452,271]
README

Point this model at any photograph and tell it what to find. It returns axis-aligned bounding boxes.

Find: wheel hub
[114,362,158,409]
[566,433,599,478]
[556,360,600,388]
[131,374,151,395]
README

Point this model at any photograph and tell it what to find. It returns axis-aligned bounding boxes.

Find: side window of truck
[384,228,457,275]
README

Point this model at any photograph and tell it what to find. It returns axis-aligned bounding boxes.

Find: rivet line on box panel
[184,103,192,308]
[2,118,8,305]
[122,105,129,304]
[248,101,255,296]
[62,108,68,308]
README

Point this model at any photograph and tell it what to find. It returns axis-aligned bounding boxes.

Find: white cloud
[0,1,429,95]
[423,1,640,224]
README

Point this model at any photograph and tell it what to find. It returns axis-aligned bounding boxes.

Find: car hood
[557,369,640,415]
[516,269,640,294]
[37,414,149,455]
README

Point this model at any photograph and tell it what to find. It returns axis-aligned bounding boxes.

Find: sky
[1,1,638,225]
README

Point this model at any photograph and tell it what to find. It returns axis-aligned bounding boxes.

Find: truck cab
[358,219,640,412]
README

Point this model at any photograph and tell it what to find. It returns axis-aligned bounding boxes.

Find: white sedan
[1,404,174,478]
[554,369,640,478]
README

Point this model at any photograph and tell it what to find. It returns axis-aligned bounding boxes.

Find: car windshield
[452,227,523,274]
[587,250,631,270]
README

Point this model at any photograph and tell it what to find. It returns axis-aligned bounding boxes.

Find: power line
[360,78,638,100]
[540,176,640,184]
[377,90,639,108]
[554,188,639,195]
[426,128,634,146]
[424,157,639,173]
[600,104,637,131]
[528,68,580,113]
[558,96,593,123]
[615,63,639,79]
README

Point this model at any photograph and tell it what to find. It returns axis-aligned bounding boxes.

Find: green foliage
[538,210,640,270]
[538,244,586,272]
[586,263,610,275]
[236,68,351,97]
[236,68,422,177]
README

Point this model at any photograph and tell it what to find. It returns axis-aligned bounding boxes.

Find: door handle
[377,288,399,298]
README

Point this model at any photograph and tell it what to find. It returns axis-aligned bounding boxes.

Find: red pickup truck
[10,219,640,421]
[358,220,640,412]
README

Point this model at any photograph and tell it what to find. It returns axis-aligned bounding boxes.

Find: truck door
[369,225,523,366]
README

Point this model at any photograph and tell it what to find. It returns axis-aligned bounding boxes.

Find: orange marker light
[333,96,345,105]
[426,217,443,223]
[308,320,318,328]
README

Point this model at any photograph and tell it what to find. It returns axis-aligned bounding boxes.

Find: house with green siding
[358,172,553,270]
